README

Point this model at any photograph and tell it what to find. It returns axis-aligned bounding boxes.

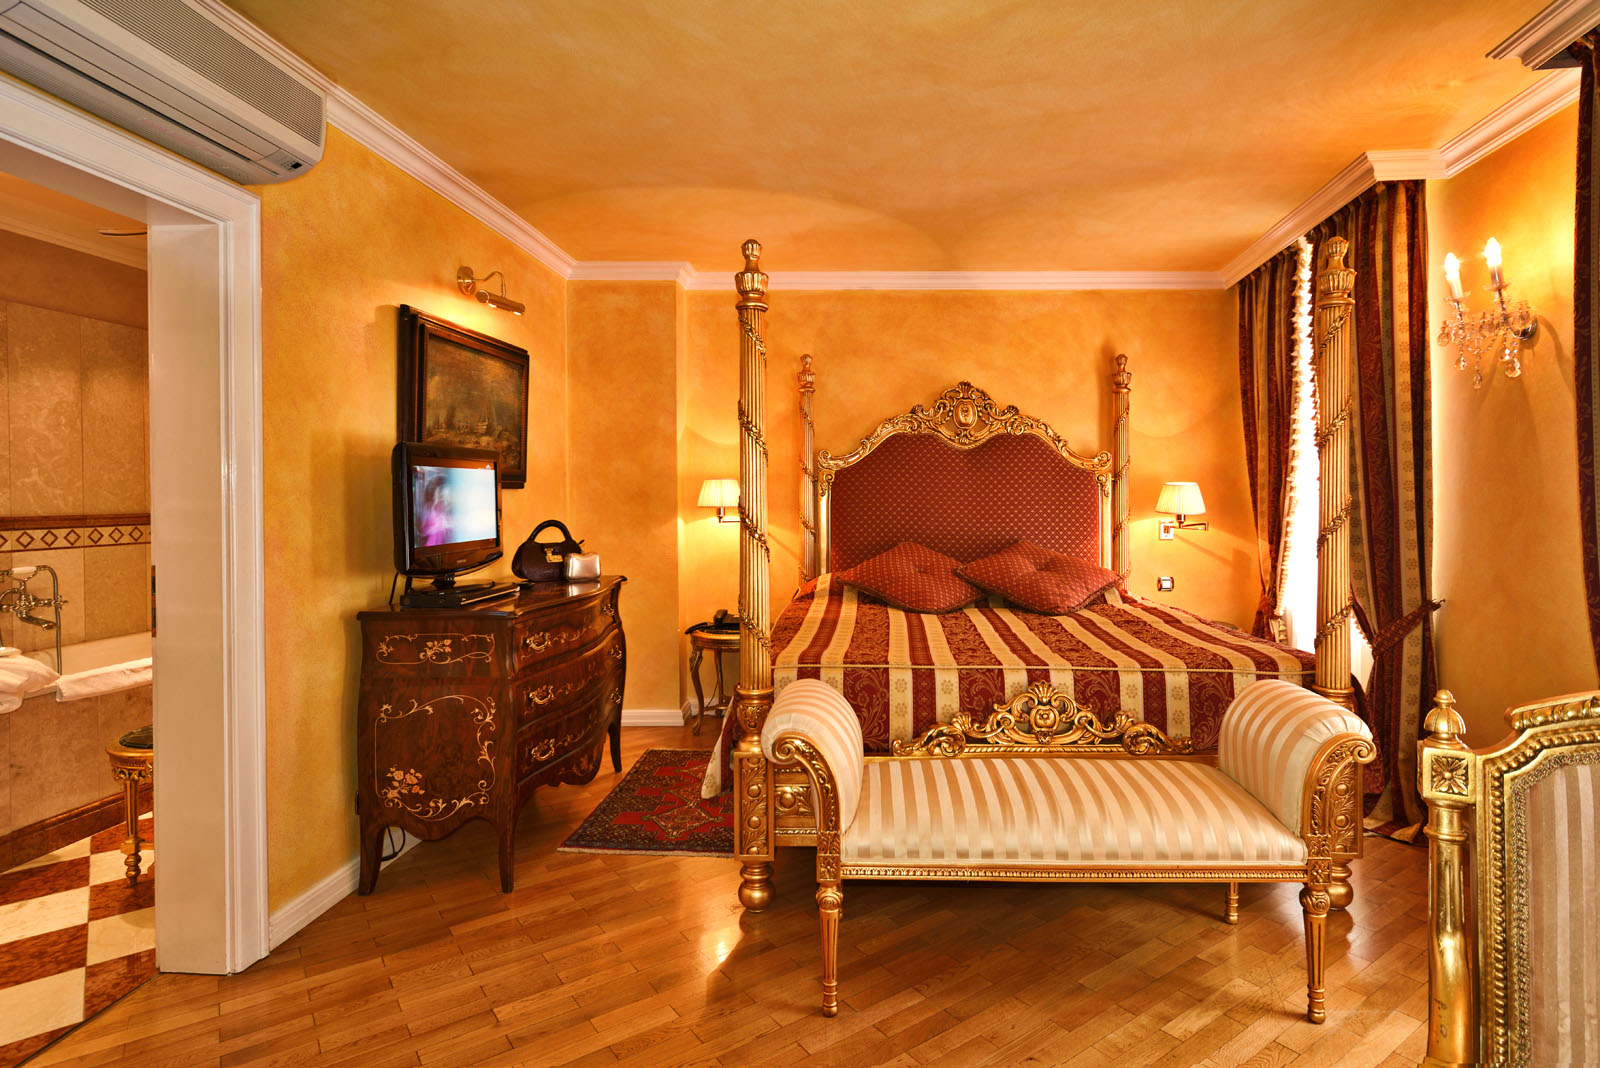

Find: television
[392,442,504,604]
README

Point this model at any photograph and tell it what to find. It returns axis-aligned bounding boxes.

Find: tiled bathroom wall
[0,300,150,653]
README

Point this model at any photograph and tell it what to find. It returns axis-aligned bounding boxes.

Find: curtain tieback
[1358,598,1444,660]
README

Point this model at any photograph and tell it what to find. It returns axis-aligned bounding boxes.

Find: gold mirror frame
[813,381,1113,571]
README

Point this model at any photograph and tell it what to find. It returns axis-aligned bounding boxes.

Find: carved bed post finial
[1419,689,1478,1068]
[733,240,776,911]
[1313,238,1355,711]
[1111,354,1131,580]
[799,354,817,583]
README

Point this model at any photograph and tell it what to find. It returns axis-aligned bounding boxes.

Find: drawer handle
[528,685,554,706]
[529,739,556,762]
[524,632,554,652]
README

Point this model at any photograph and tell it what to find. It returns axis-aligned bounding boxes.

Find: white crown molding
[568,261,696,285]
[1220,155,1383,287]
[1440,67,1582,174]
[193,0,573,279]
[683,269,1226,291]
[1490,0,1600,69]
[0,211,145,268]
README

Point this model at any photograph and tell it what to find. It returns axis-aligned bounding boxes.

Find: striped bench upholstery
[844,756,1305,869]
[762,676,1375,1023]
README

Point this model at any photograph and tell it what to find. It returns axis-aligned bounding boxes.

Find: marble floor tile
[84,906,153,967]
[10,840,89,872]
[0,858,88,906]
[87,872,152,921]
[0,967,84,1047]
[0,887,87,944]
[0,924,86,992]
[83,949,153,1018]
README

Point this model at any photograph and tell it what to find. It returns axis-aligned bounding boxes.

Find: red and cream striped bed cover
[701,575,1315,797]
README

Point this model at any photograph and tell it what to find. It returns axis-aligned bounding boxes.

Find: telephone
[688,609,738,634]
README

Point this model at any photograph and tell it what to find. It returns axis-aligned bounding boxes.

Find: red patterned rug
[559,749,733,857]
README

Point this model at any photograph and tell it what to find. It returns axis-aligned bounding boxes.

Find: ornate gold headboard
[810,381,1116,572]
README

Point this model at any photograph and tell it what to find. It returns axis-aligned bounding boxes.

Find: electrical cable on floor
[387,571,400,607]
[381,826,405,863]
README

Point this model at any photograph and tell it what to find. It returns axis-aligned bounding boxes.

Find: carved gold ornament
[816,381,1111,498]
[892,682,1194,757]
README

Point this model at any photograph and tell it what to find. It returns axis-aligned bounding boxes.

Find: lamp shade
[1155,481,1205,517]
[697,478,740,510]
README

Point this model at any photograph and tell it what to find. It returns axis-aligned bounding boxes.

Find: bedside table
[685,626,740,734]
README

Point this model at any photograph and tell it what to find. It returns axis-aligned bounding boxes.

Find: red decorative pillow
[960,540,1119,614]
[836,542,983,614]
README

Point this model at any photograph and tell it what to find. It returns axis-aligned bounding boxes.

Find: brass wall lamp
[456,266,525,315]
[1156,481,1208,539]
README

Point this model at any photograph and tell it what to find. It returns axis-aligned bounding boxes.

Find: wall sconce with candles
[697,478,740,523]
[456,266,525,315]
[1155,481,1207,539]
[1438,239,1537,388]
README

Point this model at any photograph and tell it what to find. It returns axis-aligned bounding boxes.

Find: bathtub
[20,631,153,699]
[2,632,153,846]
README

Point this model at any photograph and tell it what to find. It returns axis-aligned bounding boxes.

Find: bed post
[733,240,776,911]
[1313,236,1354,717]
[799,354,817,583]
[1111,353,1131,580]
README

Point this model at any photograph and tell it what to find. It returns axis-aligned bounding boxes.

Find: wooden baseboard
[0,782,153,872]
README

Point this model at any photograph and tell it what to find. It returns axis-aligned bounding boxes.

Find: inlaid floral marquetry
[1431,755,1469,796]
[376,632,494,666]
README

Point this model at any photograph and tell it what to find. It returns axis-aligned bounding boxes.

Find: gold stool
[106,725,153,887]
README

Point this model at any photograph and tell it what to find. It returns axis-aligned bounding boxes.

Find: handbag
[512,519,584,582]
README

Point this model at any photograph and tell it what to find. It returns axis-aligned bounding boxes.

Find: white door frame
[0,75,268,972]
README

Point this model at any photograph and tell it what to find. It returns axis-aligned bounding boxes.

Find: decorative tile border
[0,515,150,554]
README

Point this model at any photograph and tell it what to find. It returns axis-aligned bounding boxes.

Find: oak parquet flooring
[27,725,1431,1067]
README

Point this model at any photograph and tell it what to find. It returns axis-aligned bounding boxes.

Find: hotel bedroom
[0,0,1598,1065]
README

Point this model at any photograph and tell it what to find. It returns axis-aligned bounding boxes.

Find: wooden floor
[28,726,1432,1068]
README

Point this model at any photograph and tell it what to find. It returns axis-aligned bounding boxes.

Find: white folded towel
[53,657,151,702]
[0,654,61,713]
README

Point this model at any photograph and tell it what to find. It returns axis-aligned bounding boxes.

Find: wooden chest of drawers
[355,576,625,893]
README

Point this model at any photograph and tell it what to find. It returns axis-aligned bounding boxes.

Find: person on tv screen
[415,469,454,547]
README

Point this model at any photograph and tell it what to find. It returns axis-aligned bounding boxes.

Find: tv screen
[411,463,496,548]
[393,442,502,580]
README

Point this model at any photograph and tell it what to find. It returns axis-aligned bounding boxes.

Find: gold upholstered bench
[761,678,1375,1021]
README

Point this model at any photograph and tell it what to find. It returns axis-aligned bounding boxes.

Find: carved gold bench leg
[817,880,842,1017]
[1301,883,1330,1023]
[1329,863,1354,910]
[1225,882,1239,925]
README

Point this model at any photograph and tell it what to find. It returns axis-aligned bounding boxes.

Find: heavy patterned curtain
[1310,180,1438,838]
[1576,33,1600,676]
[1237,248,1299,639]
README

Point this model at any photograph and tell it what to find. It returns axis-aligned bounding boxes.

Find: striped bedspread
[702,576,1314,797]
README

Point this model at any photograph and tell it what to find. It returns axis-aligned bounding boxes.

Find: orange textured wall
[1428,103,1600,745]
[256,127,567,909]
[682,287,1256,636]
[0,229,145,328]
[566,281,682,711]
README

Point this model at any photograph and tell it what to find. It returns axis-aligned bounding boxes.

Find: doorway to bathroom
[0,172,160,1060]
[0,64,270,1016]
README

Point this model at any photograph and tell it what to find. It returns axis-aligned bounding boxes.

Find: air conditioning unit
[0,0,324,184]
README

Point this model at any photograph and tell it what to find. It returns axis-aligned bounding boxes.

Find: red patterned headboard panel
[827,433,1103,571]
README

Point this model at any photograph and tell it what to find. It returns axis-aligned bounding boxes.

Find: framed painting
[398,306,530,488]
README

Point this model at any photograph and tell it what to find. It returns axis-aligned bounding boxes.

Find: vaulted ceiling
[225,0,1552,273]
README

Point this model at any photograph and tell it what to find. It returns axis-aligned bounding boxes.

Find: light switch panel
[1158,520,1175,540]
[1157,576,1175,592]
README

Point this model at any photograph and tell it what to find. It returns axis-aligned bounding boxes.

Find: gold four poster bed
[715,240,1363,1006]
